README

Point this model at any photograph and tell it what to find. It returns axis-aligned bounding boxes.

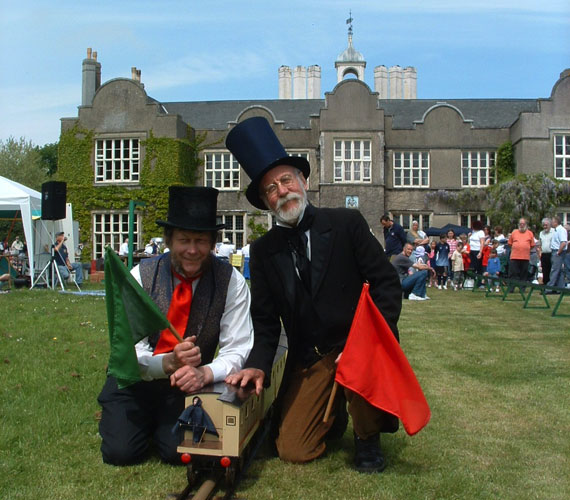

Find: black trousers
[97,376,185,465]
[540,253,552,284]
[508,259,529,281]
[469,250,483,274]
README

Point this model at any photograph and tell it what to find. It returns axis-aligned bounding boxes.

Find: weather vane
[346,10,353,36]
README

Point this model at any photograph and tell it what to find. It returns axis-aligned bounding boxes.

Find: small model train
[175,338,287,499]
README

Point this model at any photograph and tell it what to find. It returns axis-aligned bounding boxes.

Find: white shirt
[131,265,253,383]
[494,233,507,255]
[551,225,568,252]
[119,242,129,256]
[469,230,485,251]
[217,243,235,258]
[241,244,250,258]
[538,228,554,254]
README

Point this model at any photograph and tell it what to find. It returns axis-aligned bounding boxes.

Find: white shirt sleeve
[131,265,253,383]
[204,268,253,382]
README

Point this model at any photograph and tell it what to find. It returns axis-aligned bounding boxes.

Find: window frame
[216,213,245,248]
[554,134,570,180]
[461,151,496,187]
[204,151,241,191]
[459,213,489,228]
[95,138,141,184]
[333,139,372,183]
[393,151,430,188]
[92,211,141,259]
[391,213,431,232]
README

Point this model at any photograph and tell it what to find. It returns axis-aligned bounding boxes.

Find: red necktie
[153,271,199,355]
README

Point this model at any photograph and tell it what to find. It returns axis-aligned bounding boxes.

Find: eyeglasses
[262,174,296,197]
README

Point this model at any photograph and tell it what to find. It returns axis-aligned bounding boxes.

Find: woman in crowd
[493,225,507,255]
[406,220,429,250]
[469,220,485,275]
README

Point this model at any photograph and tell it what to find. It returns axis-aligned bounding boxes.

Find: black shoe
[354,433,386,473]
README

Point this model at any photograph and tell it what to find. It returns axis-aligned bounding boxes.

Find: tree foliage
[36,142,59,176]
[495,141,516,182]
[0,137,50,190]
[247,212,269,241]
[425,173,570,233]
[486,173,569,231]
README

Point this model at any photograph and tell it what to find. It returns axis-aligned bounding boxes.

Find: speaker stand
[33,246,66,291]
[32,224,70,291]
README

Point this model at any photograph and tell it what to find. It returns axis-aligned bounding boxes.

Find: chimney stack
[403,67,417,99]
[389,66,403,99]
[293,66,307,99]
[278,66,292,99]
[82,47,101,107]
[374,65,389,99]
[307,65,321,99]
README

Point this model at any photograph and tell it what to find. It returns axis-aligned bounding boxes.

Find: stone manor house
[60,35,570,259]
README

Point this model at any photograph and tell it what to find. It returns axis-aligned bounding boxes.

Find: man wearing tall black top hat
[225,117,402,473]
[97,186,253,465]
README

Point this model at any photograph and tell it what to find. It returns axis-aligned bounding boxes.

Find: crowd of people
[0,235,28,281]
[382,216,569,300]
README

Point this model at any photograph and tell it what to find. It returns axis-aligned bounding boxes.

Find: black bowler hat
[156,186,225,231]
[225,116,310,210]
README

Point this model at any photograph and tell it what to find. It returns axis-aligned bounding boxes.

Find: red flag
[335,283,430,435]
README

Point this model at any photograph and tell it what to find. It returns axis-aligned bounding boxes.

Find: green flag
[104,247,170,388]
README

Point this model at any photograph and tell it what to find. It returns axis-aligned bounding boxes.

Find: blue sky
[1,0,568,146]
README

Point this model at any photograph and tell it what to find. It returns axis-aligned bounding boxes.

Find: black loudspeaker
[41,181,67,220]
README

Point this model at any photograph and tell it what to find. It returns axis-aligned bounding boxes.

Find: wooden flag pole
[167,322,184,343]
[322,381,338,423]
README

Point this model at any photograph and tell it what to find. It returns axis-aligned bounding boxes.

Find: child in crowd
[481,239,492,273]
[484,248,502,292]
[459,233,471,270]
[446,229,457,287]
[479,238,493,287]
[435,233,450,289]
[413,244,426,264]
[427,240,437,288]
[451,241,465,290]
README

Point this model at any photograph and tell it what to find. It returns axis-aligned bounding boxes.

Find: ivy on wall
[57,124,200,261]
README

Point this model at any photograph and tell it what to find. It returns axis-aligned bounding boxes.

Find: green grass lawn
[1,286,568,500]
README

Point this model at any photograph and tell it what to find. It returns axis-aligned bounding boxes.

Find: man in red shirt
[508,218,535,281]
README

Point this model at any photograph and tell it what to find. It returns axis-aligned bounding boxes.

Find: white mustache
[276,192,303,211]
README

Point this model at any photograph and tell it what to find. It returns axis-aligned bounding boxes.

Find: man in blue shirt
[380,215,407,260]
[53,232,83,287]
[546,216,568,290]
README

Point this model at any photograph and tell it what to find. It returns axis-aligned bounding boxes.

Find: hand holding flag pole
[104,247,184,388]
[322,283,430,436]
[166,322,184,343]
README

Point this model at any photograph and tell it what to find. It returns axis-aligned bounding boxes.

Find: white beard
[274,191,307,225]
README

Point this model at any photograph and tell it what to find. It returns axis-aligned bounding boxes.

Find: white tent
[0,176,42,284]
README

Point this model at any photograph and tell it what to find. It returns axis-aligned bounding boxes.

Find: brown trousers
[275,351,391,463]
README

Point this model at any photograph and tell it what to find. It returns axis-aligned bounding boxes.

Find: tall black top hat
[156,186,225,231]
[225,116,310,210]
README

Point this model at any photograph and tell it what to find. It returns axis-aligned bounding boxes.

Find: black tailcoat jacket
[245,207,403,384]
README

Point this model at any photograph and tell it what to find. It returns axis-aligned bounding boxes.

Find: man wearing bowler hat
[97,186,253,465]
[224,117,402,473]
